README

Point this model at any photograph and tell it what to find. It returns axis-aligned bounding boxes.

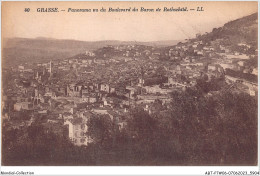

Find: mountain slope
[197,13,257,46]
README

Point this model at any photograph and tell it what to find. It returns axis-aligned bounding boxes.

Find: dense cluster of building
[2,36,258,146]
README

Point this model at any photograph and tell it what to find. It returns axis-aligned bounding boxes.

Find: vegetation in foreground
[2,89,257,166]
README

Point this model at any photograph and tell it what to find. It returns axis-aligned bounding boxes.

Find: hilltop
[196,13,257,46]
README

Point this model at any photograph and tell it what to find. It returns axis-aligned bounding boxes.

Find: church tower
[49,61,53,78]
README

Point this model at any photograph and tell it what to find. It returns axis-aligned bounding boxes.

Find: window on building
[81,124,85,130]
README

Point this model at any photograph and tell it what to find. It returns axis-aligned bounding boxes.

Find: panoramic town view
[1,2,258,166]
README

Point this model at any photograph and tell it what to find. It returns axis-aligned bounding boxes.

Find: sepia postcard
[1,1,259,175]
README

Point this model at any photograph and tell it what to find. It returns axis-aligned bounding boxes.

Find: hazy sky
[2,1,258,42]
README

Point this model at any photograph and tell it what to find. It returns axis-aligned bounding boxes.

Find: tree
[87,114,113,146]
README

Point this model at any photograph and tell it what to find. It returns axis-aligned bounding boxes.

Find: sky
[2,1,258,42]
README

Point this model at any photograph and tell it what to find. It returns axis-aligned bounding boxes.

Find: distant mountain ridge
[2,37,181,67]
[3,37,181,49]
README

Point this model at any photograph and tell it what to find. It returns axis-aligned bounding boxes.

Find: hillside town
[2,29,258,147]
